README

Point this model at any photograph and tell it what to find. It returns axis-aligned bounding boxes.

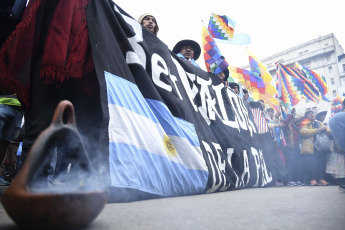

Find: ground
[1,185,345,230]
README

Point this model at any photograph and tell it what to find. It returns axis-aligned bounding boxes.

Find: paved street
[1,185,345,230]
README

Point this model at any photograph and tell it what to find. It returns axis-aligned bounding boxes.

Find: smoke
[29,129,109,194]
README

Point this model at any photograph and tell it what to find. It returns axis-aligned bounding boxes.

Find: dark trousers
[287,146,302,182]
[315,150,328,181]
[300,151,327,183]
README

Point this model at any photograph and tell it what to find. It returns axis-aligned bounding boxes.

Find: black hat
[228,82,239,89]
[223,68,229,79]
[173,39,201,60]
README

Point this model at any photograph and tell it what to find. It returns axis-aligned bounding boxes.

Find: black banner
[87,0,280,199]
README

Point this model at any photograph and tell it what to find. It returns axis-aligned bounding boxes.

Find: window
[304,50,309,53]
[340,78,345,86]
[327,55,331,61]
[331,78,335,85]
[305,61,311,68]
[333,90,337,97]
[343,64,345,72]
[325,43,328,47]
[299,52,303,55]
[312,107,317,113]
[329,66,333,73]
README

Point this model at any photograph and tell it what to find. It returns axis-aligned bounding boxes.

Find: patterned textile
[276,64,291,105]
[228,66,266,101]
[207,13,235,40]
[295,62,329,96]
[277,63,304,106]
[0,0,93,107]
[278,63,320,103]
[250,108,269,134]
[201,26,229,74]
[248,51,277,101]
[331,95,344,116]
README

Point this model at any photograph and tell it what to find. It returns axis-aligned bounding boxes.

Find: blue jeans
[0,104,22,142]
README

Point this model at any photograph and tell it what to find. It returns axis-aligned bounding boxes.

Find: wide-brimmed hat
[315,111,327,121]
[138,13,159,35]
[172,39,201,60]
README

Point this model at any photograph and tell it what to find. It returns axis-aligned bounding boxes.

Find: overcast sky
[115,0,345,69]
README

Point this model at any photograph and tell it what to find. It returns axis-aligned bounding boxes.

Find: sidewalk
[1,185,345,230]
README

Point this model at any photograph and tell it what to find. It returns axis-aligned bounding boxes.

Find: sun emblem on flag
[162,135,177,157]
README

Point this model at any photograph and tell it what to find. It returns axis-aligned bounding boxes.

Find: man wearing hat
[315,110,327,123]
[228,82,240,95]
[138,13,159,36]
[173,40,201,68]
[217,68,229,81]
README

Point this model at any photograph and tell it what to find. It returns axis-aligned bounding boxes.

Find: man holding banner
[173,39,201,68]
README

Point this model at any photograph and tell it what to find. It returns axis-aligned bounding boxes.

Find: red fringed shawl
[0,0,93,107]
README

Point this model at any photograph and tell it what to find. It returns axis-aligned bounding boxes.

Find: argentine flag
[105,71,209,197]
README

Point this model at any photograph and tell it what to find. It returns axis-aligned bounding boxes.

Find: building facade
[243,33,344,116]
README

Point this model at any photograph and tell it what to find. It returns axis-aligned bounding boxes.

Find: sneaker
[310,180,318,186]
[287,181,297,186]
[319,180,329,186]
[296,181,304,186]
[339,185,345,192]
[0,177,10,186]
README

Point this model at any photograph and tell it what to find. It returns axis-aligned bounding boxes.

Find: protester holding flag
[300,111,331,186]
[282,109,304,186]
[173,39,201,68]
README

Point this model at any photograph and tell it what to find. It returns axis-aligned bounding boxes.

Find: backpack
[314,132,331,152]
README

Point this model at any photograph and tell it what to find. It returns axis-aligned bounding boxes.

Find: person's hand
[317,126,326,133]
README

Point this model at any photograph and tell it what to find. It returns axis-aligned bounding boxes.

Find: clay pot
[1,100,109,230]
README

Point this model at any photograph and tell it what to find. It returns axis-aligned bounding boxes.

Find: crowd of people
[1,2,345,194]
[226,81,345,190]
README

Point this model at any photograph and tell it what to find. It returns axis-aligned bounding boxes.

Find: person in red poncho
[0,0,105,186]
